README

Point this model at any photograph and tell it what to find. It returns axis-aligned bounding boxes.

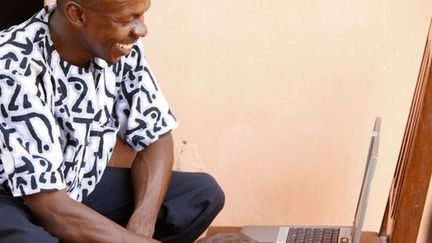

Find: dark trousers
[0,168,225,243]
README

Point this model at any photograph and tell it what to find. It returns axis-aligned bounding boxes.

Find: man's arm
[126,132,174,237]
[23,190,159,243]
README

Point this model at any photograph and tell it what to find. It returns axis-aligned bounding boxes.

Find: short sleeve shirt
[0,5,178,202]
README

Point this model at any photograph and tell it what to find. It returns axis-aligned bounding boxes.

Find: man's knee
[166,171,225,222]
[193,172,225,212]
[154,172,225,242]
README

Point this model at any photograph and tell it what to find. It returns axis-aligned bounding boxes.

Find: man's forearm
[24,190,157,243]
[127,132,174,237]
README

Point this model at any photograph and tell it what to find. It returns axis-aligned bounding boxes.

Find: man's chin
[104,56,122,65]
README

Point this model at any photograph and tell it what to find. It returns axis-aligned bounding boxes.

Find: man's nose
[133,16,147,38]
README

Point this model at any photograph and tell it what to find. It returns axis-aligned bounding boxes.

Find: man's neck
[48,9,91,67]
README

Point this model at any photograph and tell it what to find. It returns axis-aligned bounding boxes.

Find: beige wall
[44,0,432,240]
[142,0,432,236]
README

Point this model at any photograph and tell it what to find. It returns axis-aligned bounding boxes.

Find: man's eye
[116,17,134,23]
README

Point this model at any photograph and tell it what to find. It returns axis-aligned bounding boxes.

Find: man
[0,0,224,242]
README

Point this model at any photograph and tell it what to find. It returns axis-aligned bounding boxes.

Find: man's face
[80,0,150,64]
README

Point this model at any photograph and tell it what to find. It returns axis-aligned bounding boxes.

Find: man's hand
[126,210,156,238]
[195,233,258,243]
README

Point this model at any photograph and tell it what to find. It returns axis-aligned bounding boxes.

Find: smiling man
[0,0,224,242]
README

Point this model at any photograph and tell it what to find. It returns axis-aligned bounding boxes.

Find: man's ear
[63,1,86,27]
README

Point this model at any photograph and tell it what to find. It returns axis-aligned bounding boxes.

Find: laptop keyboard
[286,227,340,243]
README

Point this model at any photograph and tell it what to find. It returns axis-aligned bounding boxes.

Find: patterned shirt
[0,5,178,202]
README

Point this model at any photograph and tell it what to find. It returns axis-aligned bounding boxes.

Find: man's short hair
[56,0,96,11]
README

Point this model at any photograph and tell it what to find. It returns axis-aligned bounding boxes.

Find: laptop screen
[352,117,381,243]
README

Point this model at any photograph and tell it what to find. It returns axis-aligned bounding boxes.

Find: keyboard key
[286,227,341,243]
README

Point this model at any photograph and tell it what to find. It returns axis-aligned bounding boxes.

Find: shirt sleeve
[0,72,66,197]
[115,41,179,151]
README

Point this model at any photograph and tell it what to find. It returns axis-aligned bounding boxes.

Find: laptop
[241,117,381,243]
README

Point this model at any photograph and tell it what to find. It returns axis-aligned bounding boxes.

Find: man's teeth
[117,43,134,50]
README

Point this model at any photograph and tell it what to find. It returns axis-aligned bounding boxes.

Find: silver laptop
[241,117,381,243]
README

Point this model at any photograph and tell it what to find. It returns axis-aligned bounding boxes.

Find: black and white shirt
[0,5,178,202]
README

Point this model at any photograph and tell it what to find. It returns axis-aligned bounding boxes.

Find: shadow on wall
[0,0,44,30]
[427,217,432,243]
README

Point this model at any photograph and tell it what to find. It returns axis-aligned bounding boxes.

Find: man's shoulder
[0,6,50,43]
[0,6,51,55]
[0,10,51,76]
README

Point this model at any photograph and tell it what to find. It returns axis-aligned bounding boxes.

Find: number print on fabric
[0,5,178,201]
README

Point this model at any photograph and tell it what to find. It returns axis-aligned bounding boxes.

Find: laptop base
[241,225,352,243]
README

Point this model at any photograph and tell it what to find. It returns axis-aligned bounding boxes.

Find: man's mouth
[116,43,134,50]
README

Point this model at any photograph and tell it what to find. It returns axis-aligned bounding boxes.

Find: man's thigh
[83,167,224,242]
[84,168,224,225]
[82,167,135,226]
[0,194,58,243]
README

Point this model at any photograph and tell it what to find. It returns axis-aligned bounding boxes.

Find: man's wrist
[126,211,157,238]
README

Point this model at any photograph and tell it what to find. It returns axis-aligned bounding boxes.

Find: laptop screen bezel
[351,117,381,243]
